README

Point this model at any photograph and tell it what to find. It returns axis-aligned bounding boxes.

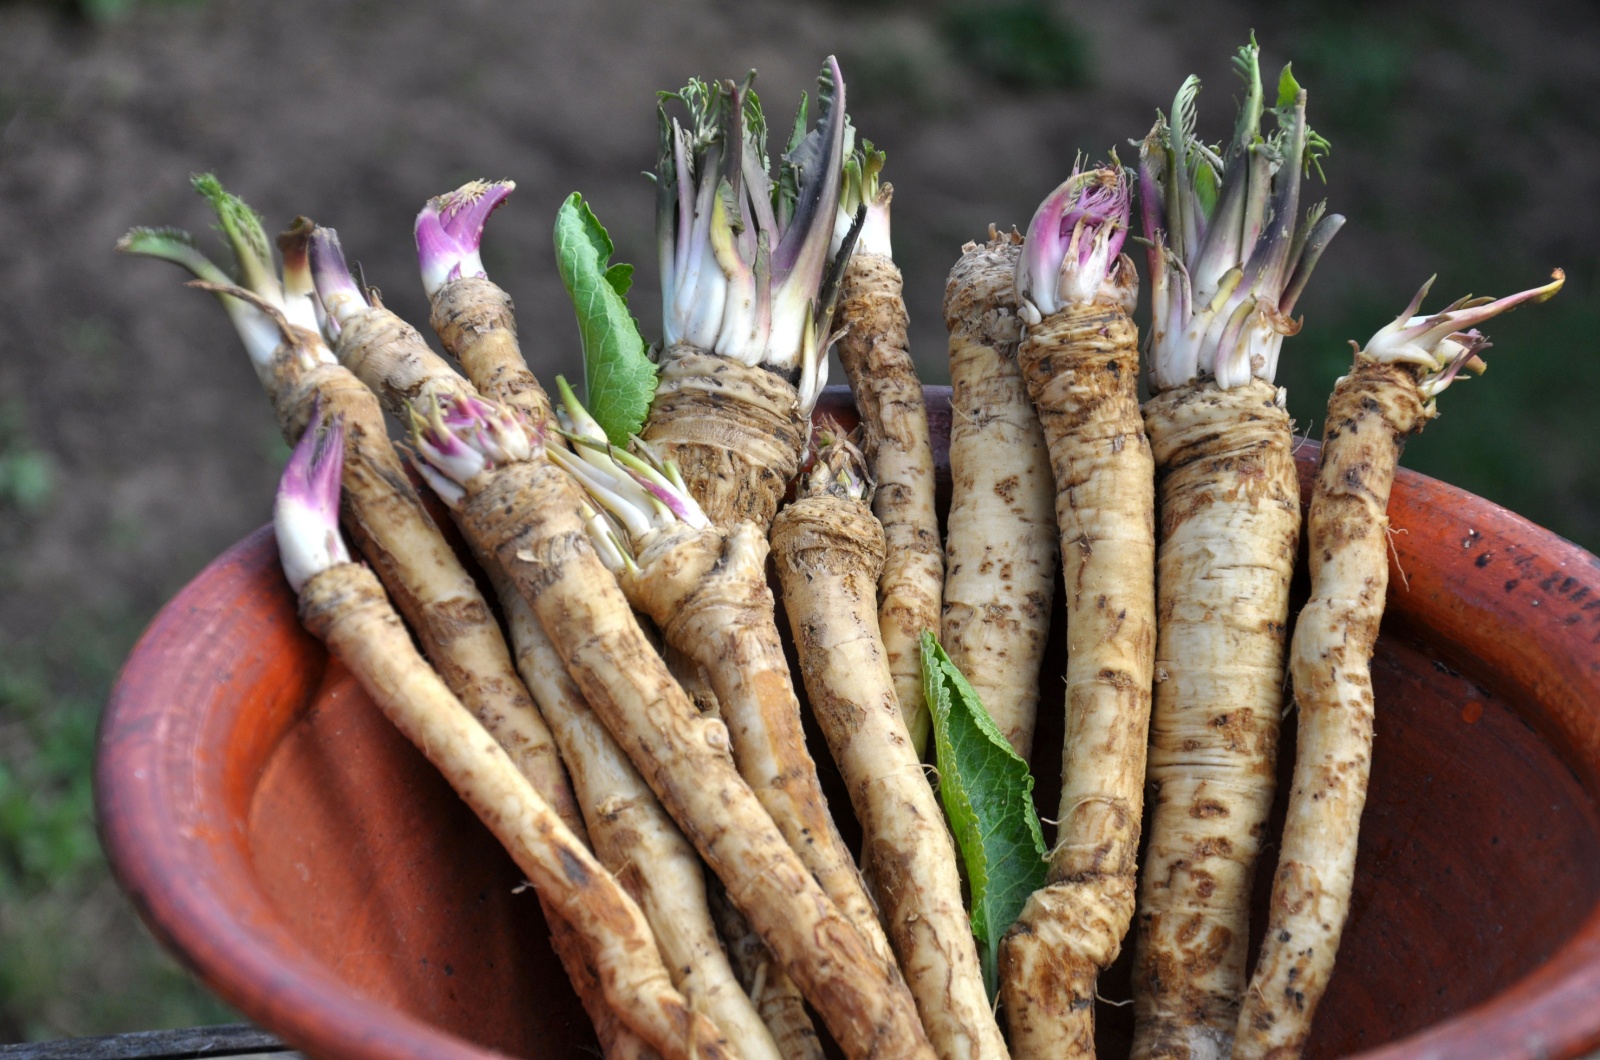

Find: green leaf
[1277,63,1303,110]
[1268,62,1333,181]
[921,631,1049,1000]
[603,262,634,300]
[1193,161,1220,221]
[553,193,656,446]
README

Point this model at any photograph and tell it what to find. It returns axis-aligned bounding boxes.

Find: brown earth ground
[0,0,1597,1040]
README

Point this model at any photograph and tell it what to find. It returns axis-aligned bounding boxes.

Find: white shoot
[274,404,350,592]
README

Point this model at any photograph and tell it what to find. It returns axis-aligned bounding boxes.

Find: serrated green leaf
[921,631,1049,1000]
[554,193,656,446]
[776,90,808,227]
[603,262,634,300]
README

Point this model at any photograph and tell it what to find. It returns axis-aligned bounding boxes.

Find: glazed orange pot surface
[98,387,1600,1060]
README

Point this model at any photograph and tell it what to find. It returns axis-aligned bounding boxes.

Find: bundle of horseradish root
[119,41,1561,1060]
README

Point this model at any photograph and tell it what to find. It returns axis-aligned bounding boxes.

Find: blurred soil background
[0,0,1596,1041]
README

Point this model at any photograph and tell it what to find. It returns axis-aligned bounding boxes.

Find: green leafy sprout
[553,193,656,446]
[1140,36,1345,394]
[922,631,1048,999]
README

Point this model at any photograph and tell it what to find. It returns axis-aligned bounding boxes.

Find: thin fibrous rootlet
[999,163,1155,1060]
[406,391,935,1060]
[1233,272,1562,1060]
[1130,41,1343,1060]
[770,432,1008,1060]
[413,182,783,1060]
[830,139,943,753]
[549,378,896,981]
[643,59,855,530]
[939,227,1058,762]
[271,409,730,1060]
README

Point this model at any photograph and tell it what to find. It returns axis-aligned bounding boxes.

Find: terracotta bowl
[98,386,1600,1060]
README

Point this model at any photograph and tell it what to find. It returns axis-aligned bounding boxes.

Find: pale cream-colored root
[460,457,935,1060]
[543,905,662,1060]
[772,489,1007,1060]
[272,345,609,1042]
[334,303,471,417]
[1233,363,1425,1060]
[709,884,825,1060]
[298,563,731,1060]
[673,586,819,1060]
[445,536,652,1055]
[1001,296,1154,1060]
[426,277,775,1054]
[1002,878,1136,1057]
[430,275,553,425]
[490,559,782,1060]
[1132,379,1300,1060]
[641,346,809,532]
[836,248,943,754]
[940,232,1057,760]
[311,312,584,839]
[621,521,895,975]
[406,285,919,1052]
[664,644,722,719]
[425,283,669,1052]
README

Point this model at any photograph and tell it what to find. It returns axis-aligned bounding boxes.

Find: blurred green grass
[0,617,234,1040]
[0,324,233,1038]
[1274,8,1599,550]
[940,0,1090,91]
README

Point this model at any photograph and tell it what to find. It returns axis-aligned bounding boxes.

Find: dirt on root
[0,0,1597,1038]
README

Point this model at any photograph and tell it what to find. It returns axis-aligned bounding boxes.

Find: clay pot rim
[98,523,505,1060]
[96,385,1600,1060]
